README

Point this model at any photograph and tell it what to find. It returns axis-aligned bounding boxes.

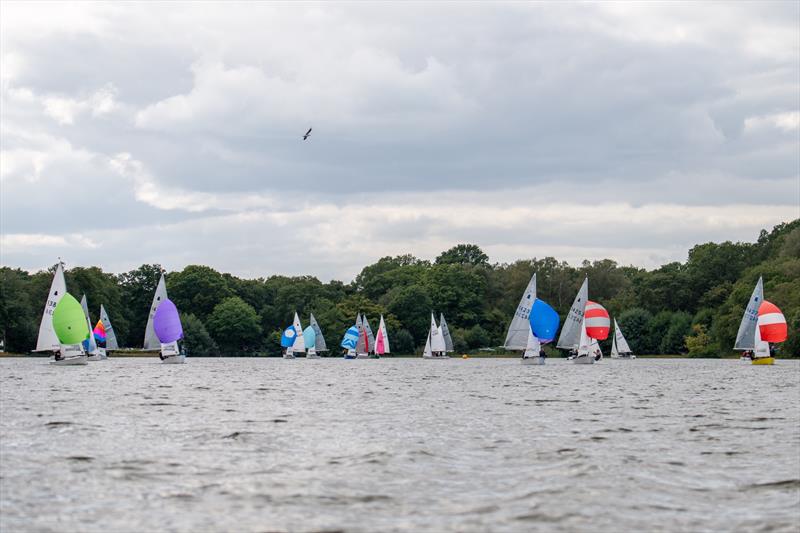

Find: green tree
[617,308,652,355]
[660,312,692,354]
[206,297,263,354]
[685,324,719,357]
[117,264,163,347]
[169,265,233,322]
[181,313,219,357]
[391,329,415,355]
[386,284,433,344]
[435,244,489,266]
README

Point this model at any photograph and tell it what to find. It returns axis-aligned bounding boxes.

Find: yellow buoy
[462,354,469,359]
[752,357,775,365]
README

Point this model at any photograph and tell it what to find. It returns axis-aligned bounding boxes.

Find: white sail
[614,318,632,354]
[291,312,305,353]
[35,263,66,352]
[309,313,327,351]
[522,325,541,358]
[754,322,770,358]
[376,315,391,354]
[143,273,167,350]
[556,277,589,350]
[439,313,454,352]
[80,295,99,355]
[431,314,446,353]
[610,334,619,358]
[363,315,376,353]
[734,277,763,350]
[422,330,432,358]
[100,304,119,350]
[504,273,537,349]
[577,317,591,356]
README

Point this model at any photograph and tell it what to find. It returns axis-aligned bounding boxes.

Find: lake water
[1,357,798,532]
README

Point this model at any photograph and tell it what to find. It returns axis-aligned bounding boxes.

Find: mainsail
[375,315,390,355]
[99,304,119,349]
[355,314,367,354]
[291,312,306,353]
[523,327,541,358]
[80,295,99,355]
[363,315,376,353]
[309,313,327,351]
[143,273,167,350]
[503,273,537,349]
[734,276,763,350]
[577,317,591,356]
[35,262,67,352]
[556,277,588,349]
[439,313,454,352]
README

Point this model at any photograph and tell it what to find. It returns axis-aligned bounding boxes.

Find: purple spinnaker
[153,298,183,343]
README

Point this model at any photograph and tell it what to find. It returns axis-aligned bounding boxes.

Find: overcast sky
[2,2,798,281]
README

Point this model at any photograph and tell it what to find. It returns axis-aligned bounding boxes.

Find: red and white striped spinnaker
[758,300,787,343]
[584,301,610,340]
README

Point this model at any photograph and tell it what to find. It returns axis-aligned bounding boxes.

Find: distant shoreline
[1,352,796,359]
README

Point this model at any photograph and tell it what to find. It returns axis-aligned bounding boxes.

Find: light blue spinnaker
[303,326,316,349]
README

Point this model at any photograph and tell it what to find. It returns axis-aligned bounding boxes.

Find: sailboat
[610,318,635,359]
[341,324,359,359]
[363,315,378,358]
[93,319,108,358]
[143,272,168,350]
[423,312,448,359]
[303,325,320,358]
[735,278,787,365]
[51,293,90,365]
[309,313,328,355]
[153,298,185,363]
[291,312,305,357]
[34,262,86,365]
[556,278,610,364]
[355,314,370,359]
[503,273,543,364]
[80,295,105,361]
[99,304,119,350]
[374,315,390,357]
[439,313,454,355]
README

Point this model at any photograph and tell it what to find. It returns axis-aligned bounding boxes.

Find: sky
[1,2,798,281]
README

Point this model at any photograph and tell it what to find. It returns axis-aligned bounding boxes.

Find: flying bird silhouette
[303,128,312,140]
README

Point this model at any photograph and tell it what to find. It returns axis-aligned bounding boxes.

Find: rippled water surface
[1,358,799,532]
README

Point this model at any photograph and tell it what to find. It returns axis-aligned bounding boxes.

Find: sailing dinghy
[610,318,635,359]
[143,272,168,350]
[556,278,610,364]
[363,315,379,358]
[355,314,370,359]
[735,278,787,365]
[51,293,90,365]
[525,297,560,365]
[153,298,185,363]
[341,325,359,359]
[303,325,320,358]
[423,313,448,359]
[504,273,546,364]
[99,304,119,350]
[281,324,298,359]
[34,262,87,365]
[80,295,105,361]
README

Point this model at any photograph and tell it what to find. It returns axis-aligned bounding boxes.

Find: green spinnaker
[52,293,90,345]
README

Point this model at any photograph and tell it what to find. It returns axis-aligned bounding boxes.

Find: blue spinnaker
[341,326,359,349]
[281,325,297,347]
[530,298,560,342]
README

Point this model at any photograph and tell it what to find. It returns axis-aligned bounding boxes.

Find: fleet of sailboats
[28,262,792,366]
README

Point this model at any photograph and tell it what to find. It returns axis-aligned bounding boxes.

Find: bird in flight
[303,128,312,140]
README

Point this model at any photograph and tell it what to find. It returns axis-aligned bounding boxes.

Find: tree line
[1,220,798,357]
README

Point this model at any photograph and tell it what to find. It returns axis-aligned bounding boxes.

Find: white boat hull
[50,355,88,366]
[87,353,107,361]
[306,354,321,359]
[522,356,546,365]
[423,355,450,359]
[573,355,595,364]
[355,354,370,359]
[161,354,185,364]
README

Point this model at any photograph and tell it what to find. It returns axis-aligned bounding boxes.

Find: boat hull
[423,355,450,360]
[521,356,545,365]
[161,354,185,364]
[305,354,321,359]
[283,353,296,359]
[87,353,107,361]
[355,354,370,359]
[50,355,88,366]
[752,357,774,365]
[573,356,595,364]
